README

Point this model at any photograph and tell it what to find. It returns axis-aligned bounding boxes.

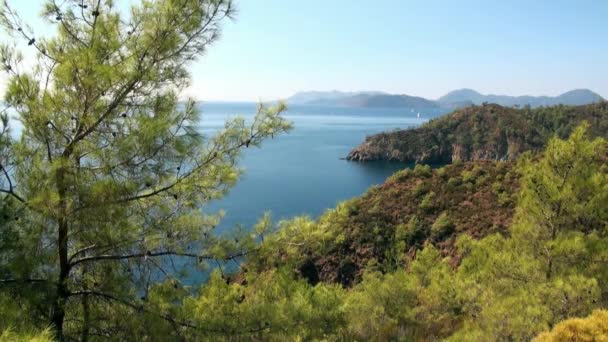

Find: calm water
[7,101,446,230]
[11,101,448,283]
[199,102,448,233]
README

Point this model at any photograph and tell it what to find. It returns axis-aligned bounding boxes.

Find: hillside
[236,126,608,340]
[249,161,519,286]
[347,102,608,163]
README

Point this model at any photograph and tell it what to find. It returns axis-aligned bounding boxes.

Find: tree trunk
[81,264,91,342]
[51,218,70,341]
[52,164,71,341]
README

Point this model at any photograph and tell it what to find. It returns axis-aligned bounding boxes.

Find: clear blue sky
[2,0,607,101]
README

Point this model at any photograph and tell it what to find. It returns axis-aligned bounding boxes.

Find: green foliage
[1,2,606,339]
[419,190,436,212]
[412,163,432,177]
[343,246,460,341]
[243,123,608,341]
[0,0,290,340]
[348,102,608,164]
[412,180,430,197]
[387,168,411,182]
[534,310,608,342]
[430,211,455,240]
[461,170,476,183]
[343,270,417,340]
[0,328,53,342]
[396,215,426,247]
[436,166,448,179]
[446,176,461,189]
[448,124,608,340]
[179,270,346,341]
[249,160,519,286]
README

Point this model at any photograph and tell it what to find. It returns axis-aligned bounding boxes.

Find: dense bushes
[251,159,520,286]
[230,124,608,340]
[430,212,455,240]
[5,126,604,340]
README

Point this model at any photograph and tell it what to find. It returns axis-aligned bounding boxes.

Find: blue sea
[198,102,448,233]
[7,102,446,230]
[9,101,448,283]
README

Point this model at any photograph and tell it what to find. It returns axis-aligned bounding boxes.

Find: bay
[198,102,449,233]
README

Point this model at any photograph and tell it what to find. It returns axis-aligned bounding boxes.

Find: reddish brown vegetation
[298,161,520,286]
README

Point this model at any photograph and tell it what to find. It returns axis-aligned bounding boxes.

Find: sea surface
[198,102,448,234]
[9,101,449,284]
[7,102,446,230]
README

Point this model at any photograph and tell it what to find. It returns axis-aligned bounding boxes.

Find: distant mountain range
[309,93,439,109]
[287,89,604,109]
[286,91,387,104]
[437,89,605,108]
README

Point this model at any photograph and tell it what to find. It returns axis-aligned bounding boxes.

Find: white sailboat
[417,112,420,119]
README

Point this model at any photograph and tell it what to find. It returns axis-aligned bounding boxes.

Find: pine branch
[117,127,264,203]
[0,278,49,285]
[69,249,253,268]
[68,289,272,335]
[0,161,25,203]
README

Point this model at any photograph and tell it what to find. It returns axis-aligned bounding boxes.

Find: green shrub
[413,164,432,178]
[497,191,512,207]
[436,167,448,179]
[431,212,455,240]
[472,164,485,176]
[389,168,412,183]
[420,192,436,212]
[413,181,430,197]
[496,161,508,172]
[475,174,489,186]
[492,181,504,194]
[461,170,476,183]
[396,215,427,247]
[447,177,461,189]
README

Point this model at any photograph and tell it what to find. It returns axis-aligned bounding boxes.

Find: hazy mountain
[286,90,387,104]
[288,89,604,109]
[556,89,605,105]
[436,89,487,105]
[437,88,604,107]
[310,93,439,108]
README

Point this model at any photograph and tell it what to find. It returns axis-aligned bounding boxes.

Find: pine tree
[453,124,608,340]
[0,0,290,340]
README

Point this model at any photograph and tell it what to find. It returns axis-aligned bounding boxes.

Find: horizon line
[190,87,606,103]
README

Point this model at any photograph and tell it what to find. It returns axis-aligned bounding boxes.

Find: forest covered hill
[347,102,608,163]
[247,161,520,287]
[236,125,608,340]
